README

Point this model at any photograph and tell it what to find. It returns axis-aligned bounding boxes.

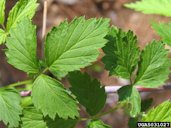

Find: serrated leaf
[32,74,79,119]
[22,107,78,128]
[0,0,5,24]
[135,41,170,88]
[141,98,153,112]
[0,29,7,44]
[7,0,38,31]
[142,100,171,122]
[0,88,22,127]
[45,17,109,78]
[6,18,39,74]
[152,22,171,46]
[21,108,47,128]
[87,120,111,128]
[118,86,141,117]
[103,27,140,79]
[46,117,78,128]
[125,0,171,17]
[102,27,118,75]
[69,71,106,116]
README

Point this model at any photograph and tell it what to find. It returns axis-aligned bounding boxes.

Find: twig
[42,0,47,39]
[2,79,171,96]
[42,0,48,57]
[17,85,171,97]
[105,86,164,93]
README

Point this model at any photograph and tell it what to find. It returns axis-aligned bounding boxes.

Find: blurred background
[0,0,171,128]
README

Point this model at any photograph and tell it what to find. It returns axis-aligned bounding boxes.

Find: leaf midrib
[49,19,105,68]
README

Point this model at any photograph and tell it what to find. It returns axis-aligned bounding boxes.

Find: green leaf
[6,18,39,74]
[69,71,106,116]
[32,74,79,120]
[21,97,32,107]
[102,27,139,79]
[128,118,138,128]
[118,86,141,117]
[21,108,47,128]
[46,117,78,128]
[0,88,22,127]
[135,41,170,88]
[45,17,109,78]
[7,0,38,31]
[87,120,111,128]
[142,100,171,122]
[141,98,153,112]
[152,22,171,46]
[125,0,171,17]
[0,0,5,24]
[22,107,78,128]
[0,29,7,44]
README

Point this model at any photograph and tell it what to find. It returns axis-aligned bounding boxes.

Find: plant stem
[41,0,48,57]
[4,67,49,88]
[80,118,89,121]
[130,78,133,85]
[105,86,164,93]
[42,0,47,39]
[6,80,32,88]
[79,104,121,122]
[42,67,49,74]
[1,24,6,30]
[91,104,121,119]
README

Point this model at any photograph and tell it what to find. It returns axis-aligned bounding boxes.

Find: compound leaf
[0,0,5,24]
[45,17,109,78]
[87,120,111,128]
[32,74,79,120]
[118,85,141,117]
[125,0,171,17]
[7,0,38,31]
[142,100,171,122]
[6,18,39,74]
[152,22,171,46]
[103,27,139,79]
[135,41,170,88]
[21,108,47,128]
[0,29,7,44]
[0,88,22,127]
[69,71,106,116]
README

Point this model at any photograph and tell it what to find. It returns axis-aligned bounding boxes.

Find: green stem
[6,80,32,88]
[42,67,49,74]
[4,67,49,88]
[1,24,6,30]
[91,104,120,119]
[79,104,121,121]
[80,118,89,121]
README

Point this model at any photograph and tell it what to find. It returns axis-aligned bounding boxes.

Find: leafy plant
[125,0,171,47]
[125,0,171,17]
[125,0,171,127]
[142,100,171,121]
[0,0,171,127]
